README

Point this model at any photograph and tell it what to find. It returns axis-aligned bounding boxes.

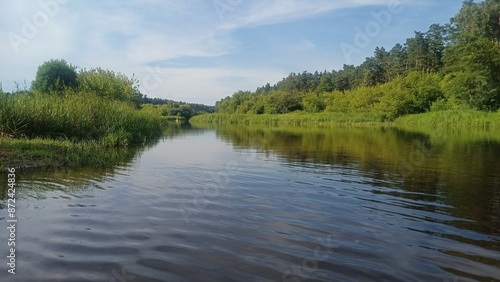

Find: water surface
[1,125,499,281]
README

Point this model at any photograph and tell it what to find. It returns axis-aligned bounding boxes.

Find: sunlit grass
[0,91,164,170]
[0,137,137,170]
[189,112,386,126]
[394,110,500,129]
[0,91,163,146]
[191,110,500,130]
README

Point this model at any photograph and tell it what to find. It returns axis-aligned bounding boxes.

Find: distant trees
[214,0,500,117]
[140,103,197,120]
[139,95,214,120]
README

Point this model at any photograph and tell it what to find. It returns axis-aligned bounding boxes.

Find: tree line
[215,0,500,119]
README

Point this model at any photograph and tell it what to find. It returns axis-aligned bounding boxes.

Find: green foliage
[442,36,500,110]
[376,72,443,119]
[450,0,500,44]
[394,110,500,129]
[302,93,325,113]
[190,112,385,126]
[1,59,214,170]
[31,59,77,94]
[0,91,163,147]
[139,96,215,113]
[263,90,303,114]
[77,68,142,104]
[140,103,196,120]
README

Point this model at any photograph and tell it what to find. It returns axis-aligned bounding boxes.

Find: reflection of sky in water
[141,131,235,165]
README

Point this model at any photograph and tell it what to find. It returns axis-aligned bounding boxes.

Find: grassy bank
[0,92,164,146]
[0,137,138,171]
[0,91,166,170]
[393,110,500,129]
[190,110,500,129]
[189,112,386,126]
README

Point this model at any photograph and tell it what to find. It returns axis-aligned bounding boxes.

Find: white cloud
[0,0,424,103]
[217,0,393,30]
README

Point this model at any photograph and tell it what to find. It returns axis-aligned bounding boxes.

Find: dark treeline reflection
[215,125,500,237]
[0,149,139,203]
[0,122,195,202]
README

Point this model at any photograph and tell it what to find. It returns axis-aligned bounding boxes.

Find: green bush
[77,68,142,105]
[31,59,78,94]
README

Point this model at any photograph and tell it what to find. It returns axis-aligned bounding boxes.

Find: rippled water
[1,126,500,281]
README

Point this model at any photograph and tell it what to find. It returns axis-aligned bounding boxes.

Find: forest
[212,0,500,120]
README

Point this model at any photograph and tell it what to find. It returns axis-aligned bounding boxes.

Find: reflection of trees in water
[163,121,194,139]
[0,122,208,203]
[0,122,196,202]
[215,125,500,235]
[0,148,139,202]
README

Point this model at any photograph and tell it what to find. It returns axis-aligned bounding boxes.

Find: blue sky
[1,0,465,105]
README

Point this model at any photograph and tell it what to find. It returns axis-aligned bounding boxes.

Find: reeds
[190,111,500,129]
[189,112,387,126]
[0,91,163,147]
[394,110,500,129]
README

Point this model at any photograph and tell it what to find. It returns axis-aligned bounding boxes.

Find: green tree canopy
[31,59,78,94]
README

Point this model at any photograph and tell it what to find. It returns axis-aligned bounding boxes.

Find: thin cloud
[217,0,392,30]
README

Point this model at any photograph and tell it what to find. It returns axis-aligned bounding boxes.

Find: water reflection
[1,123,499,281]
[214,125,500,237]
[0,122,194,202]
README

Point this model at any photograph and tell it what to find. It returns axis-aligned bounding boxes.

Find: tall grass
[0,91,163,146]
[394,110,500,129]
[191,110,500,129]
[0,137,138,169]
[189,112,386,126]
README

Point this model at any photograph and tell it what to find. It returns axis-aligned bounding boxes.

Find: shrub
[31,59,78,94]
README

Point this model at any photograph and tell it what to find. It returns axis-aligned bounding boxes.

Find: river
[1,124,499,281]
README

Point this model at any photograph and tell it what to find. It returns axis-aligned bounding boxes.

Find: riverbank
[0,137,139,171]
[189,112,387,126]
[189,110,500,129]
[393,110,500,129]
[0,93,165,172]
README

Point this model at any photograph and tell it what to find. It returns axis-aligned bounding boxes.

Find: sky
[0,0,465,105]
